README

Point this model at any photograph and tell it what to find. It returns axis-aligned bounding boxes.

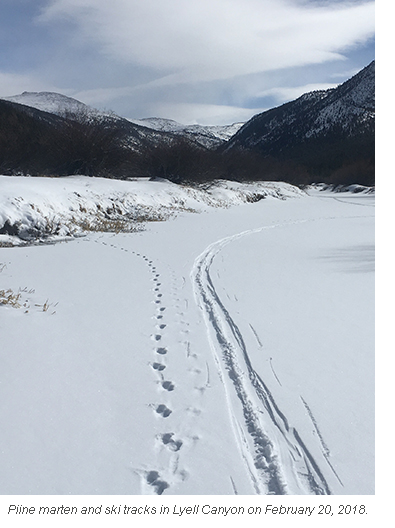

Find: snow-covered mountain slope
[129,118,244,148]
[181,122,244,148]
[306,60,374,136]
[2,92,242,149]
[129,117,185,132]
[0,177,374,495]
[2,91,97,117]
[226,61,374,154]
[0,93,193,173]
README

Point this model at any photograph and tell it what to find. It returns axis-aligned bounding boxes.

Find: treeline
[0,101,374,186]
[0,101,140,178]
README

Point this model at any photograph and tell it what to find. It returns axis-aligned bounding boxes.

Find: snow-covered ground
[0,176,302,243]
[0,177,374,496]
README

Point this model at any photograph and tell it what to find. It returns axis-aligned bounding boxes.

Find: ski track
[190,218,357,495]
[300,396,344,488]
[313,193,375,208]
[92,208,373,495]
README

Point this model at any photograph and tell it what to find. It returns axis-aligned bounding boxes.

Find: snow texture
[0,177,374,495]
[3,91,96,117]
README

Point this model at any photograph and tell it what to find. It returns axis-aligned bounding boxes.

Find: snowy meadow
[0,176,374,496]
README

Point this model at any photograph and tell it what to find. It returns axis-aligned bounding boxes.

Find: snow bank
[310,183,375,194]
[0,175,304,244]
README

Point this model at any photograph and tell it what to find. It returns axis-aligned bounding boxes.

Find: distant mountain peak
[128,117,244,147]
[3,91,95,117]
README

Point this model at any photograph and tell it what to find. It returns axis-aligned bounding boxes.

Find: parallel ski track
[191,220,332,495]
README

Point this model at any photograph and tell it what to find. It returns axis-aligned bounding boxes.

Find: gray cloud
[1,0,375,124]
[39,0,374,81]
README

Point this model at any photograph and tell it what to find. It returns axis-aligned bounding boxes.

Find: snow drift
[0,176,304,244]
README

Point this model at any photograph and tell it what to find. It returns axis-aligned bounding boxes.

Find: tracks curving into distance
[191,221,333,495]
[93,199,373,494]
[95,237,187,494]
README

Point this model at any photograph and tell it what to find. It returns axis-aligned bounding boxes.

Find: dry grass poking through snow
[0,264,21,308]
[0,263,54,312]
[0,288,21,308]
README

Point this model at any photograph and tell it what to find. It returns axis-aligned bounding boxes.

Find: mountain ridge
[3,92,242,149]
[223,61,374,184]
[0,62,374,184]
[226,61,374,152]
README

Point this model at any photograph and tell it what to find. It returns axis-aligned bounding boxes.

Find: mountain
[3,92,241,149]
[128,117,243,148]
[0,94,209,178]
[3,91,93,117]
[0,97,168,177]
[1,92,176,150]
[0,98,66,174]
[0,63,374,185]
[0,91,242,180]
[224,61,375,184]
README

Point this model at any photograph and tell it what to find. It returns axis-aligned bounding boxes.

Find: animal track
[187,407,202,416]
[161,433,183,452]
[162,381,175,392]
[152,362,166,371]
[146,471,169,495]
[99,245,194,492]
[155,404,172,418]
[136,258,192,491]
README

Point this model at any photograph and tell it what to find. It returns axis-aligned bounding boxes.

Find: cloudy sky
[1,0,374,125]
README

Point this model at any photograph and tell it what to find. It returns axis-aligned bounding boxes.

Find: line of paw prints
[141,255,185,494]
[96,238,187,494]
